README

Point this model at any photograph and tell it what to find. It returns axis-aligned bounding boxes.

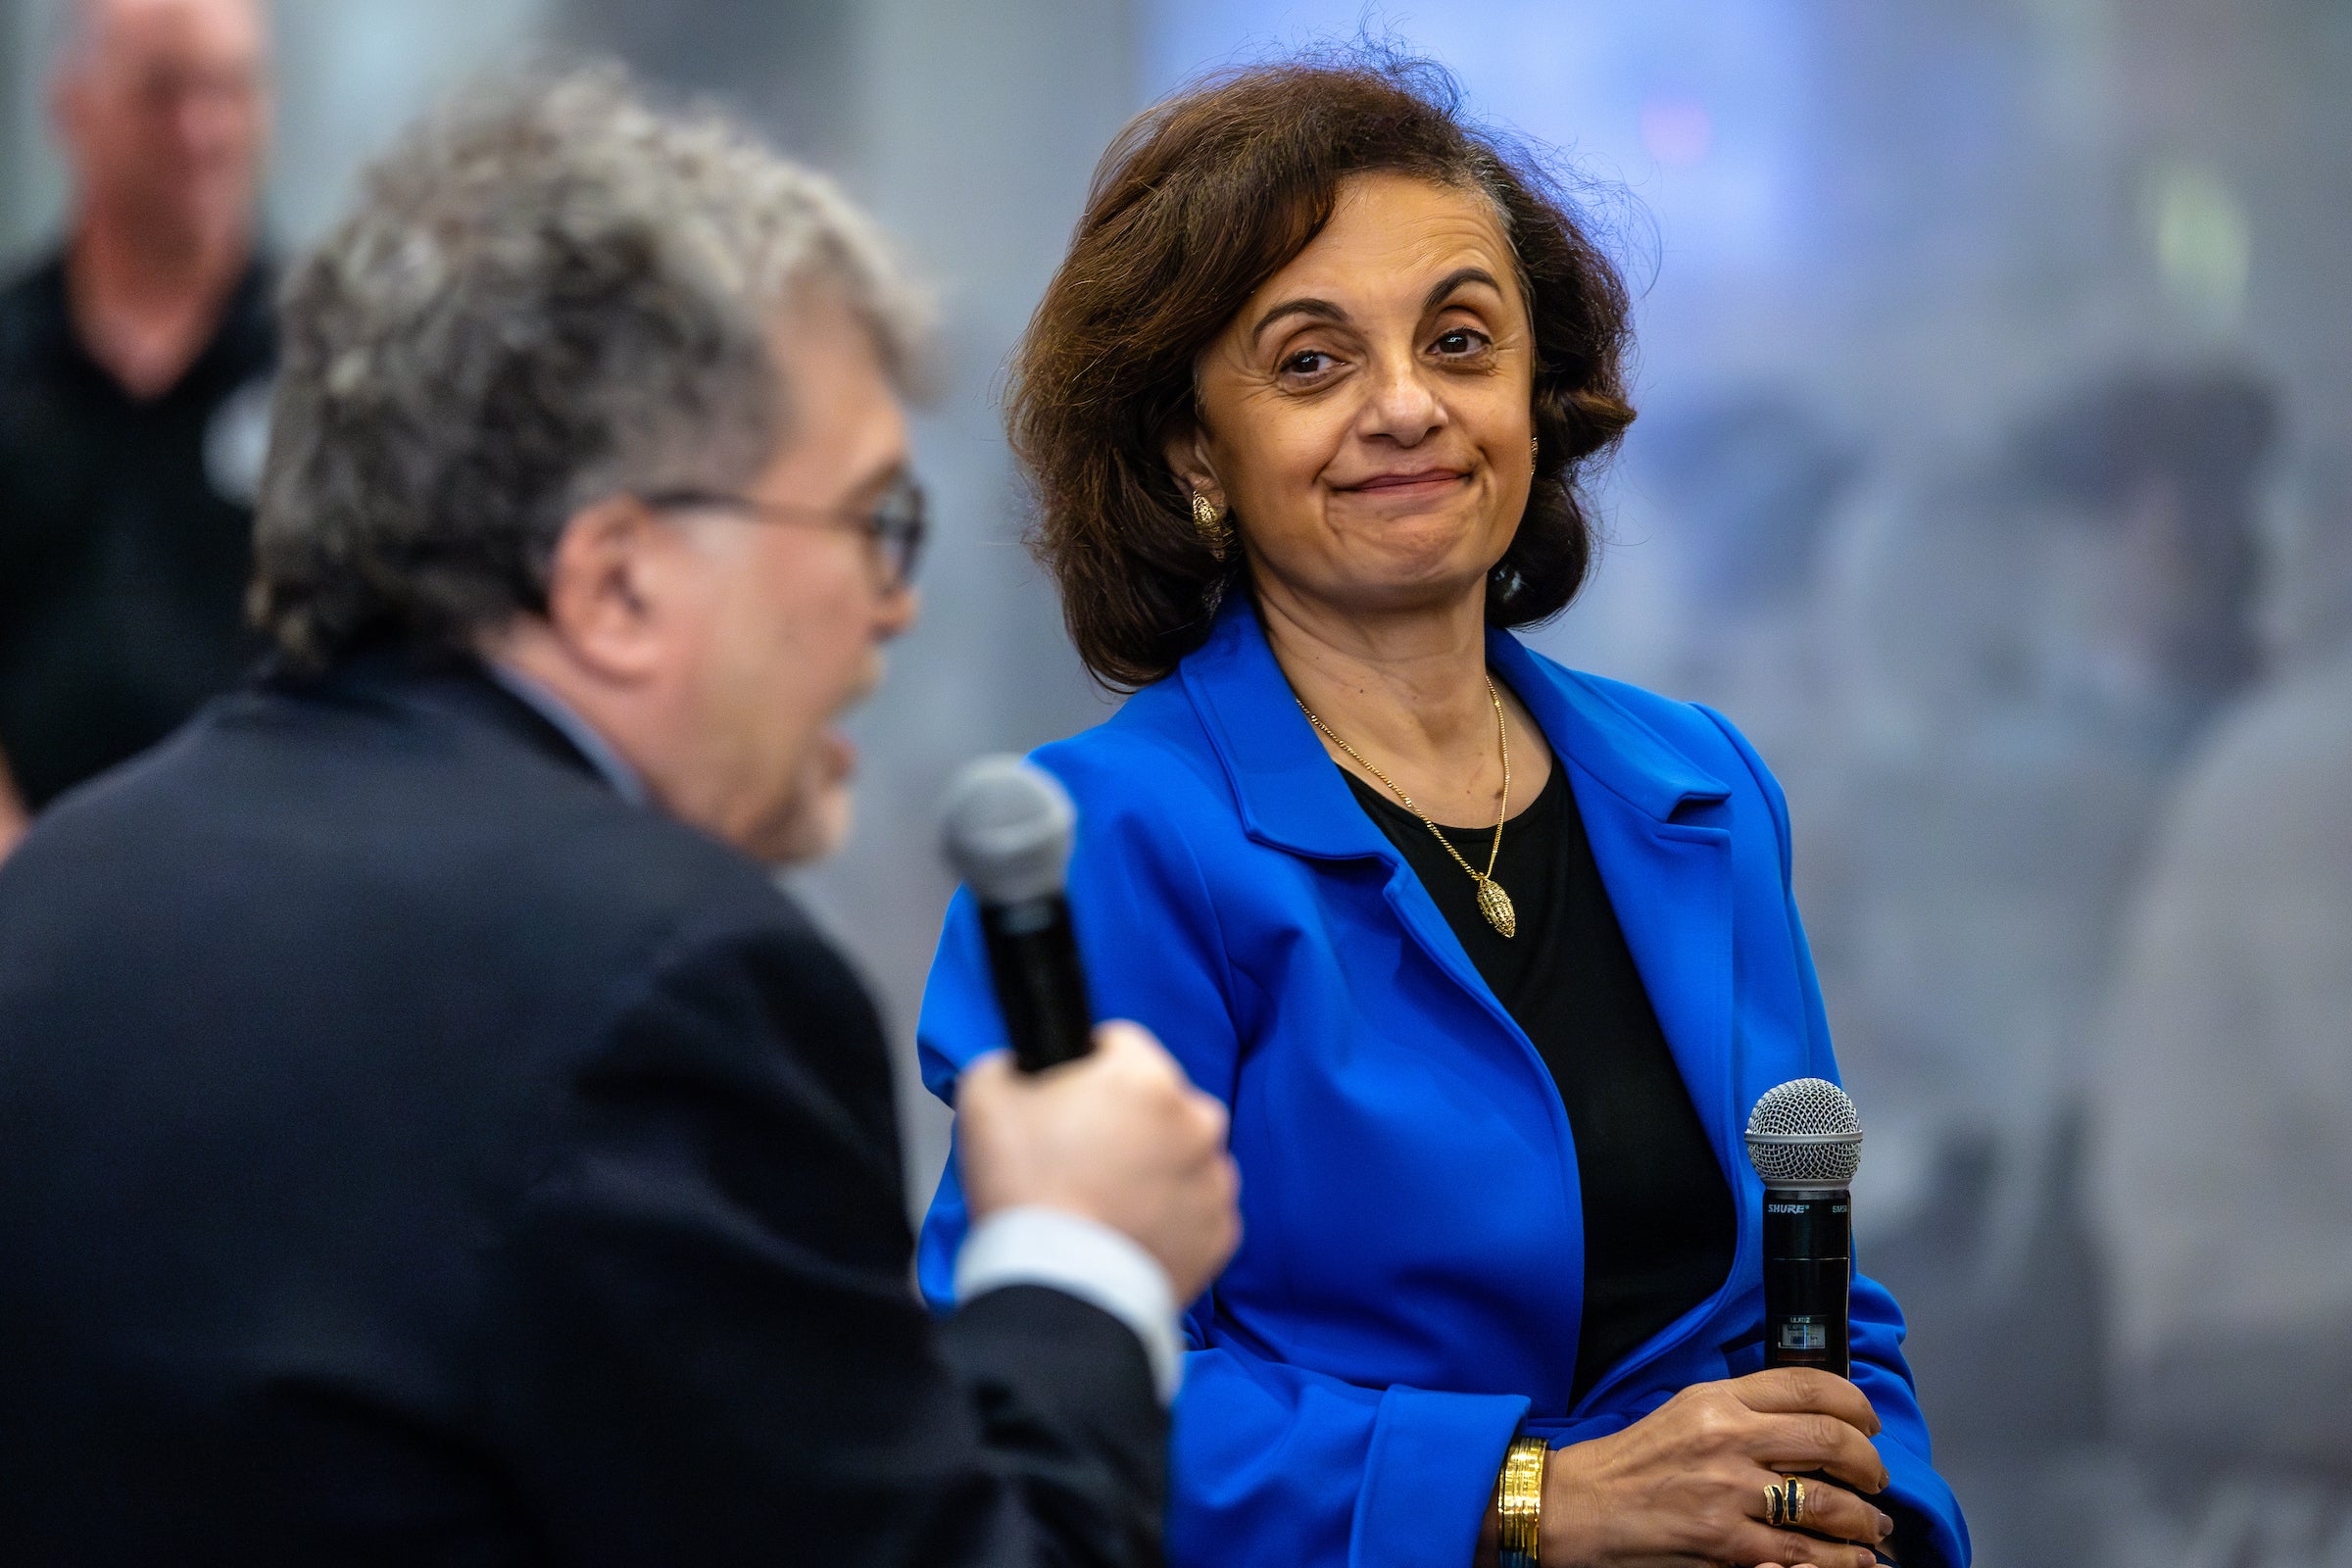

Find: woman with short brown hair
[1010,55,1630,689]
[917,52,1967,1568]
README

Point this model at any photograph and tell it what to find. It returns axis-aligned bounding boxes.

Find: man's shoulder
[0,671,895,1253]
[11,671,816,1032]
[2153,648,2352,871]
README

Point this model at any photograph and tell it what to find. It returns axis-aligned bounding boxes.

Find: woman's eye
[1434,328,1491,357]
[1281,350,1336,377]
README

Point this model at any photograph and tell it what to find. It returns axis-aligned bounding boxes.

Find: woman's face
[1175,172,1537,621]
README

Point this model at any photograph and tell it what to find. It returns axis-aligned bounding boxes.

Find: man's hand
[956,1020,1240,1302]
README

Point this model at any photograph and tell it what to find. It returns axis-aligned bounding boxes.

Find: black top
[1344,750,1738,1403]
[0,251,275,809]
[0,654,1165,1566]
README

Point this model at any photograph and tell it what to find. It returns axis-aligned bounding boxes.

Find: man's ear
[539,496,678,683]
[1161,421,1223,512]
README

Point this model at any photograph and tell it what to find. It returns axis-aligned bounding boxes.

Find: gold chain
[1296,676,1517,937]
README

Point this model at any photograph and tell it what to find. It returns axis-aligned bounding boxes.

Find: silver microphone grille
[1744,1077,1863,1189]
[941,756,1076,906]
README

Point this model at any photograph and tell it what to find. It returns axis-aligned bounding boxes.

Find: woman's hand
[1534,1369,1894,1568]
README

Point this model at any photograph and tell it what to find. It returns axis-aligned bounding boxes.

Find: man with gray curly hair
[0,69,1236,1565]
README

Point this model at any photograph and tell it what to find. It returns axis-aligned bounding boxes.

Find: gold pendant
[1477,877,1517,938]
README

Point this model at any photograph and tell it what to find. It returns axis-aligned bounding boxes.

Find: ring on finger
[1762,1481,1788,1528]
[1786,1475,1807,1526]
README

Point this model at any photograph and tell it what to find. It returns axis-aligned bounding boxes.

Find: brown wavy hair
[1008,49,1638,690]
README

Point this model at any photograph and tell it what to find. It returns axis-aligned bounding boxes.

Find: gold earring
[1530,435,1540,462]
[1191,491,1233,562]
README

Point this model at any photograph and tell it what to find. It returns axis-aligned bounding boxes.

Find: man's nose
[172,81,253,156]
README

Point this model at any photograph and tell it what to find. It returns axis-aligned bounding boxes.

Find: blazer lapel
[1179,599,1749,1136]
[1180,599,1533,1042]
[1487,636,1753,1407]
[1485,635,1745,1195]
[1181,604,1746,1167]
[1183,605,1754,1408]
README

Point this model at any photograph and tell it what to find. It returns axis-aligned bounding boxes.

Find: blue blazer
[917,599,1969,1568]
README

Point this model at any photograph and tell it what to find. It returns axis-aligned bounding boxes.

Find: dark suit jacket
[0,652,1165,1566]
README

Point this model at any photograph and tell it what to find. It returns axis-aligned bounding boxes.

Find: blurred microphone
[1745,1079,1863,1378]
[942,757,1094,1073]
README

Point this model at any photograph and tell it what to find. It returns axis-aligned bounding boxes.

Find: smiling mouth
[1342,469,1469,493]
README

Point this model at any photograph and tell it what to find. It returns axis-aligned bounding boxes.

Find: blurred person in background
[0,0,273,860]
[2015,368,2276,762]
[1635,389,1860,760]
[2087,447,2352,1568]
[915,54,1964,1568]
[1828,366,2277,1567]
[0,68,1240,1564]
[1831,367,2278,1143]
[1630,390,1864,998]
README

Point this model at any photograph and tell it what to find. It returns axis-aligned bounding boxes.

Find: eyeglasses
[638,473,929,587]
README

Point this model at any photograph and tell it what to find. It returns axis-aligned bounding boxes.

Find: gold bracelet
[1494,1435,1547,1568]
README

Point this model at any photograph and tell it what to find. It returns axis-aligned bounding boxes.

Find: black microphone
[1744,1079,1863,1378]
[941,756,1094,1073]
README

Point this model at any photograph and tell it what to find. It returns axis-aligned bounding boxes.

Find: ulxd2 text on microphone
[1743,1078,1864,1378]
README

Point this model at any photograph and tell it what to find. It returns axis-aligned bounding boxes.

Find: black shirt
[1344,750,1739,1403]
[0,252,275,809]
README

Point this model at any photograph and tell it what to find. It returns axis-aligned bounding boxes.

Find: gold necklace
[1297,676,1517,938]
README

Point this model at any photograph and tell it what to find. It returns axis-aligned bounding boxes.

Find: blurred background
[1,1,2345,1562]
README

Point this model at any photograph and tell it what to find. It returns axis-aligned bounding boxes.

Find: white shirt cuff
[954,1205,1184,1403]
